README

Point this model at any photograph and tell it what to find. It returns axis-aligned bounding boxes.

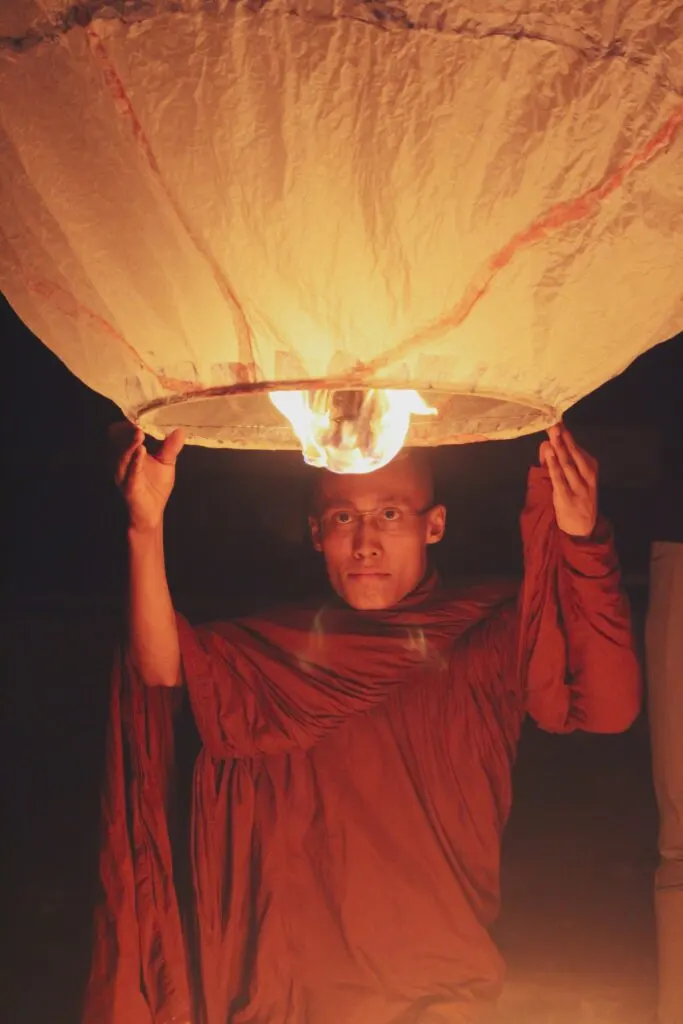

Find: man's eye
[333,511,353,525]
[381,508,401,522]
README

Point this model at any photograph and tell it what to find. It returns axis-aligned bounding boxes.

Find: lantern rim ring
[132,381,561,449]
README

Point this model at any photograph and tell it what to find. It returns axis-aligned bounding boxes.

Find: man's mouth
[347,571,390,579]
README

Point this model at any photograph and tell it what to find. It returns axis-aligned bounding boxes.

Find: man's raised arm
[110,422,185,688]
[524,424,641,733]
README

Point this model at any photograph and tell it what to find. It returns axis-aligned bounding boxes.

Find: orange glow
[269,388,436,473]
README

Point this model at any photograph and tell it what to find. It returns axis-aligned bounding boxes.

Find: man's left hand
[539,424,598,539]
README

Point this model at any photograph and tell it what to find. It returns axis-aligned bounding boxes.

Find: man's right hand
[110,422,185,533]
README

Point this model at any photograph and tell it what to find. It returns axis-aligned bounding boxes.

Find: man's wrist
[127,521,165,546]
[560,516,611,547]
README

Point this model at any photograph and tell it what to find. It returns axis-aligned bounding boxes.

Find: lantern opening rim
[135,380,557,415]
[132,383,560,450]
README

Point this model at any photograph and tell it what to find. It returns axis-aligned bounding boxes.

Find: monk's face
[309,455,446,610]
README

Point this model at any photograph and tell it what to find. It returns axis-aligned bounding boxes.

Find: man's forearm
[127,525,181,687]
[519,468,641,734]
[555,521,641,732]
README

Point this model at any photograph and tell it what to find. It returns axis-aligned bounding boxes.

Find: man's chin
[339,575,399,611]
[346,594,393,611]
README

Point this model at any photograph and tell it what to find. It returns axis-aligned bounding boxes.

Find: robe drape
[83,468,641,1024]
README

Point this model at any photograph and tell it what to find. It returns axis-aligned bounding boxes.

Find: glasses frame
[319,502,436,534]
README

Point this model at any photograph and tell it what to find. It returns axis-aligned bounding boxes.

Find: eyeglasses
[320,504,434,534]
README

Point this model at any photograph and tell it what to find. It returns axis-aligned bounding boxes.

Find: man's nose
[352,517,382,558]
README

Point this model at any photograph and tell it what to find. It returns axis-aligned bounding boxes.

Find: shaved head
[311,448,435,516]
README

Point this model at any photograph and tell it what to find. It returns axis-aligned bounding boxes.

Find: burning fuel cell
[269,389,436,474]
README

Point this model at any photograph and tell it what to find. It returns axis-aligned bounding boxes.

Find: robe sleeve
[478,467,642,735]
[82,651,192,1024]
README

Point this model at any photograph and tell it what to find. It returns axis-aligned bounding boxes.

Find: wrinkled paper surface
[1,0,682,446]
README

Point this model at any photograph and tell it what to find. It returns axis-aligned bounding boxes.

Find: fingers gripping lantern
[0,0,681,469]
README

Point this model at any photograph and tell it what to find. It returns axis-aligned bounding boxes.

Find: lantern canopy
[1,0,682,451]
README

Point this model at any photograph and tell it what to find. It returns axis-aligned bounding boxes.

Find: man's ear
[425,504,446,545]
[309,515,324,552]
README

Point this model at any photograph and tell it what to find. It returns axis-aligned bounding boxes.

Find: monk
[84,423,641,1024]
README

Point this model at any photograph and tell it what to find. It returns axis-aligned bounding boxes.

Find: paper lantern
[1,2,682,467]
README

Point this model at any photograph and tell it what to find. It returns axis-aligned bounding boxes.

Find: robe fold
[83,468,641,1024]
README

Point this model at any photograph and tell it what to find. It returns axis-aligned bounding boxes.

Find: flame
[269,388,437,474]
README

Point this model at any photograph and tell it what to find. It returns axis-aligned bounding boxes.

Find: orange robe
[83,469,641,1024]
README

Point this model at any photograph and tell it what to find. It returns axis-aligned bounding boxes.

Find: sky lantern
[1,2,681,473]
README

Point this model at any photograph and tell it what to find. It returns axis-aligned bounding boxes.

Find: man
[84,423,641,1024]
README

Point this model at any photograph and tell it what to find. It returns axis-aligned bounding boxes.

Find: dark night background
[2,291,682,1022]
